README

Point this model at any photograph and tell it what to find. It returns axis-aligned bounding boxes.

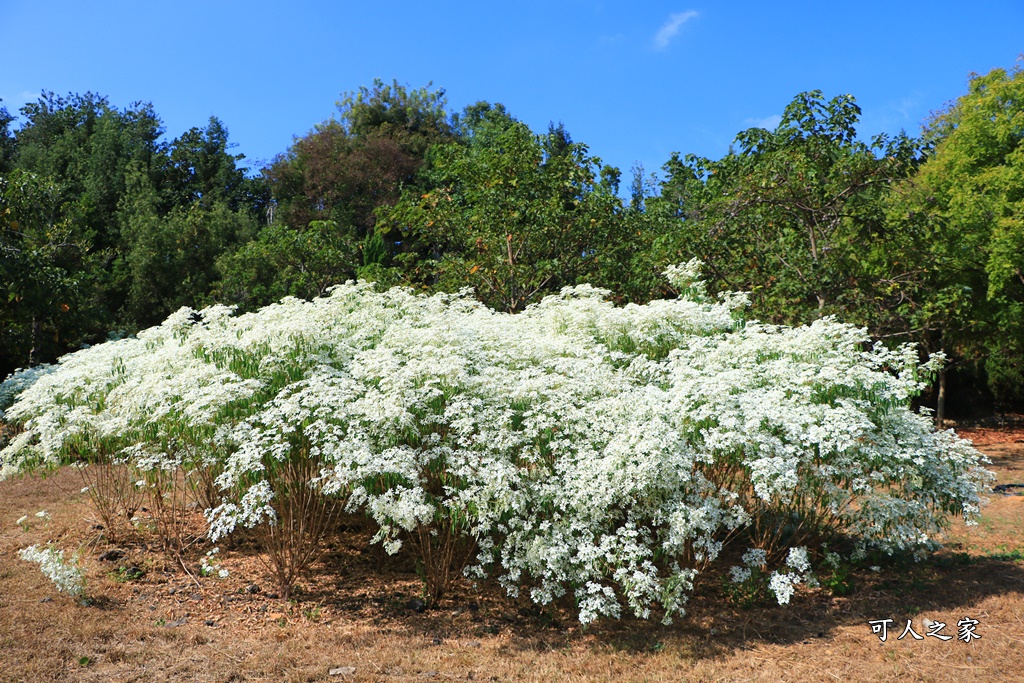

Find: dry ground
[1,426,1022,683]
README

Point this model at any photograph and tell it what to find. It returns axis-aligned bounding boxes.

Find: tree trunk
[28,315,41,367]
[936,366,947,428]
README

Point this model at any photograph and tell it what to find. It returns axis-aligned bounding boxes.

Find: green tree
[213,220,354,309]
[339,79,453,153]
[14,92,164,252]
[0,101,15,174]
[9,92,167,353]
[898,64,1024,409]
[222,81,456,308]
[0,170,91,369]
[162,117,263,212]
[376,104,639,311]
[119,165,258,328]
[650,90,921,329]
[118,117,263,327]
[3,93,265,374]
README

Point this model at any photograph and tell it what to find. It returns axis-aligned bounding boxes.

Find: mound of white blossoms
[0,263,991,623]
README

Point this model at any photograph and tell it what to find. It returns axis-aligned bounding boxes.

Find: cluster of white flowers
[0,364,56,417]
[0,266,993,623]
[199,547,229,578]
[766,546,818,605]
[18,544,85,596]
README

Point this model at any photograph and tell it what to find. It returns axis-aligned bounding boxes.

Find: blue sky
[2,1,1022,185]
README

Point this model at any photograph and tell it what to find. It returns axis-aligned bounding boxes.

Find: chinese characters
[868,617,981,643]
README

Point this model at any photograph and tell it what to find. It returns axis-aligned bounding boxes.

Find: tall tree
[220,81,456,308]
[650,90,921,329]
[2,93,265,374]
[0,101,15,174]
[376,104,637,312]
[897,64,1024,410]
[14,92,164,252]
[0,170,91,369]
[162,117,259,211]
[10,92,167,342]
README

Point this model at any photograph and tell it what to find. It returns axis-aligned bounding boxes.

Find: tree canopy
[2,69,1024,414]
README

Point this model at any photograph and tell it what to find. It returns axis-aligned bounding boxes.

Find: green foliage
[14,92,163,255]
[213,220,356,308]
[904,64,1024,404]
[650,90,921,330]
[227,81,458,310]
[1,92,265,375]
[3,73,1024,407]
[722,566,772,607]
[376,105,646,311]
[0,101,15,173]
[0,170,92,368]
[162,117,258,211]
[337,78,454,158]
[819,553,855,596]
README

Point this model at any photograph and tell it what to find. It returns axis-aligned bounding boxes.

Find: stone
[329,666,356,677]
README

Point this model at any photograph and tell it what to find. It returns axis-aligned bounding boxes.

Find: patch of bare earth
[1,427,1022,682]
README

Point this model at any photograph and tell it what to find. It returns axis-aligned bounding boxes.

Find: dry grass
[2,427,1022,683]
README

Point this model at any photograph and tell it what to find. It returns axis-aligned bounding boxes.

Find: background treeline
[2,68,1023,420]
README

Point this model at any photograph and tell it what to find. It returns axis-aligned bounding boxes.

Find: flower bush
[0,262,992,622]
[18,544,85,597]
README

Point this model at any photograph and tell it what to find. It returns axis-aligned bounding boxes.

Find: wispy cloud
[653,10,698,50]
[1,91,39,110]
[893,96,918,120]
[744,114,782,130]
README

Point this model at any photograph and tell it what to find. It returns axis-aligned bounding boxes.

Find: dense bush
[0,264,992,622]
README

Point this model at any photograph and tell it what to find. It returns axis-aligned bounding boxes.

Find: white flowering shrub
[19,544,85,597]
[0,265,992,622]
[0,364,56,418]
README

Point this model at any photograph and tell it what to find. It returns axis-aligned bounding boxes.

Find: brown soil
[1,427,1022,683]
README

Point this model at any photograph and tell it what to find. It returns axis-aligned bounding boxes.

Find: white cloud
[744,114,782,130]
[1,91,39,111]
[893,96,917,120]
[653,10,698,50]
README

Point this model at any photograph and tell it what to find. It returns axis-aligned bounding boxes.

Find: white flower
[729,566,752,584]
[768,571,797,605]
[742,548,768,569]
[0,270,993,625]
[786,547,811,573]
[18,545,84,596]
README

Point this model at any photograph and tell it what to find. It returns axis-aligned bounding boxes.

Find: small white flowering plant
[199,547,229,578]
[18,544,85,597]
[0,264,993,623]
